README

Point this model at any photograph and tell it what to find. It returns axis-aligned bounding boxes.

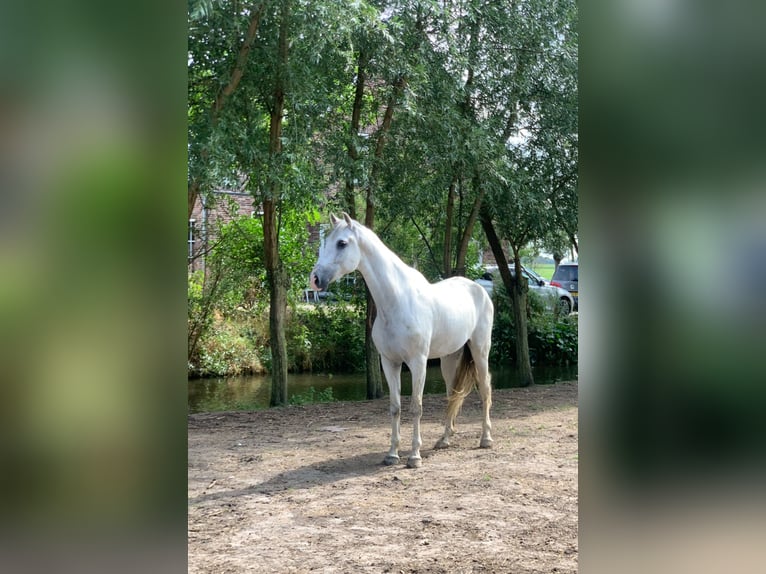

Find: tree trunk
[363,187,383,399]
[480,205,514,298]
[510,251,534,387]
[265,247,289,407]
[344,50,378,394]
[212,2,265,116]
[547,173,579,256]
[453,177,485,276]
[266,0,290,407]
[359,77,404,400]
[479,206,534,386]
[363,231,382,398]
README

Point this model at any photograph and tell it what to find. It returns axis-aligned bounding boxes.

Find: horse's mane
[352,221,429,284]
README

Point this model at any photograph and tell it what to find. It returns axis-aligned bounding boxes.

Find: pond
[188,363,577,414]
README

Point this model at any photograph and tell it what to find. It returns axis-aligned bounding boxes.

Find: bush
[189,298,369,378]
[288,304,366,373]
[489,284,578,366]
[528,313,578,366]
[190,317,263,377]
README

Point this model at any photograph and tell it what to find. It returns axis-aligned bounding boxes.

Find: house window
[188,219,196,261]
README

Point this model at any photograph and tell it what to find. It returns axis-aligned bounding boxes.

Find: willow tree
[482,0,578,383]
[189,0,359,405]
[319,0,435,399]
[369,0,489,281]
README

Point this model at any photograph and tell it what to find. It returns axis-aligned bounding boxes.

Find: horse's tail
[446,343,478,423]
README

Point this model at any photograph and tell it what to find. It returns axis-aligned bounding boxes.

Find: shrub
[191,318,263,377]
[288,303,366,373]
[489,284,578,366]
[528,313,578,366]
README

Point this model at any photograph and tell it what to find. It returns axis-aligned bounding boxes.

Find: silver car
[476,265,574,315]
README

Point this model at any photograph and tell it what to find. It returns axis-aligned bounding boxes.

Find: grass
[528,263,555,280]
[289,386,336,405]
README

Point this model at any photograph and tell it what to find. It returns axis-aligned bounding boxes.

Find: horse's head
[310,212,362,291]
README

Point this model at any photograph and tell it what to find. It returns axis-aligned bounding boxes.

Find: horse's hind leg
[478,369,493,448]
[380,356,402,465]
[472,345,494,449]
[435,350,461,449]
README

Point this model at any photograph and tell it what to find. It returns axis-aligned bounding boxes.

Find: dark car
[550,262,578,310]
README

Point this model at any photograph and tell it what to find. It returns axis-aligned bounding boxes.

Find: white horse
[310,213,494,468]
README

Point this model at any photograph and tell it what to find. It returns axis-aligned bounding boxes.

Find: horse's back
[430,276,493,315]
[425,276,493,357]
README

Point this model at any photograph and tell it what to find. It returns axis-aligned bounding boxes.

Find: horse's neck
[355,227,425,312]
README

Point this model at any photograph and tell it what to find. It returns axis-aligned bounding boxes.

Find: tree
[187,0,578,392]
[189,0,361,404]
[484,166,549,387]
[188,1,266,219]
[472,0,577,383]
[324,1,432,399]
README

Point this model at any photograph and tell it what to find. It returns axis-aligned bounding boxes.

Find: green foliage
[190,301,369,378]
[489,285,578,366]
[208,215,266,313]
[192,319,262,377]
[288,304,366,373]
[289,386,336,406]
[528,313,578,366]
[187,269,206,316]
[207,209,320,311]
[187,0,578,381]
[187,208,320,368]
[188,268,221,365]
[489,310,514,365]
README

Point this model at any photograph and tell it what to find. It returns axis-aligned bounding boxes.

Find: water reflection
[188,364,577,414]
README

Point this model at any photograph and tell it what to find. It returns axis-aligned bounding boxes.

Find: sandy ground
[188,380,578,573]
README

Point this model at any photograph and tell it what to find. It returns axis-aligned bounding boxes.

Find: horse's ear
[330,213,341,226]
[342,212,353,226]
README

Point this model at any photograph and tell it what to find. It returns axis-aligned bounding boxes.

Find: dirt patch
[189,381,578,573]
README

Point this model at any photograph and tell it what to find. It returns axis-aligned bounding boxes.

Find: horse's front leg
[406,357,428,469]
[380,357,402,465]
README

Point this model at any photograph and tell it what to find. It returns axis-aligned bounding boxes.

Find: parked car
[476,265,574,315]
[550,262,578,310]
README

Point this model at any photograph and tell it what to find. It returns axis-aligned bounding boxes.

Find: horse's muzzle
[310,269,325,291]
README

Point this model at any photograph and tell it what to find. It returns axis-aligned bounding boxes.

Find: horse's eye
[336,239,348,249]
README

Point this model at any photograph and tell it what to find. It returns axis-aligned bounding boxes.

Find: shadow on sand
[189,449,415,505]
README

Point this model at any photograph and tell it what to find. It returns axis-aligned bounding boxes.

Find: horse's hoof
[479,438,494,449]
[406,456,422,469]
[433,438,451,449]
[383,455,400,466]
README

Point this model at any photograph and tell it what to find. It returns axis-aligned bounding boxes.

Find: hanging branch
[189,2,266,218]
[410,216,442,276]
[212,2,266,117]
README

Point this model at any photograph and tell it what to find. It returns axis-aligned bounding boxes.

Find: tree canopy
[188,0,578,387]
